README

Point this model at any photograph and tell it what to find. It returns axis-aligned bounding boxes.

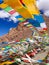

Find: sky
[0,9,19,36]
[36,0,49,17]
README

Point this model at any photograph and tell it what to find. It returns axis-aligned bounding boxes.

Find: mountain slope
[0,22,33,42]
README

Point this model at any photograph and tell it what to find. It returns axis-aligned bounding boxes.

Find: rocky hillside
[0,22,33,42]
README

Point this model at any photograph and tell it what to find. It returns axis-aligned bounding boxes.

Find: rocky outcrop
[0,22,33,42]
